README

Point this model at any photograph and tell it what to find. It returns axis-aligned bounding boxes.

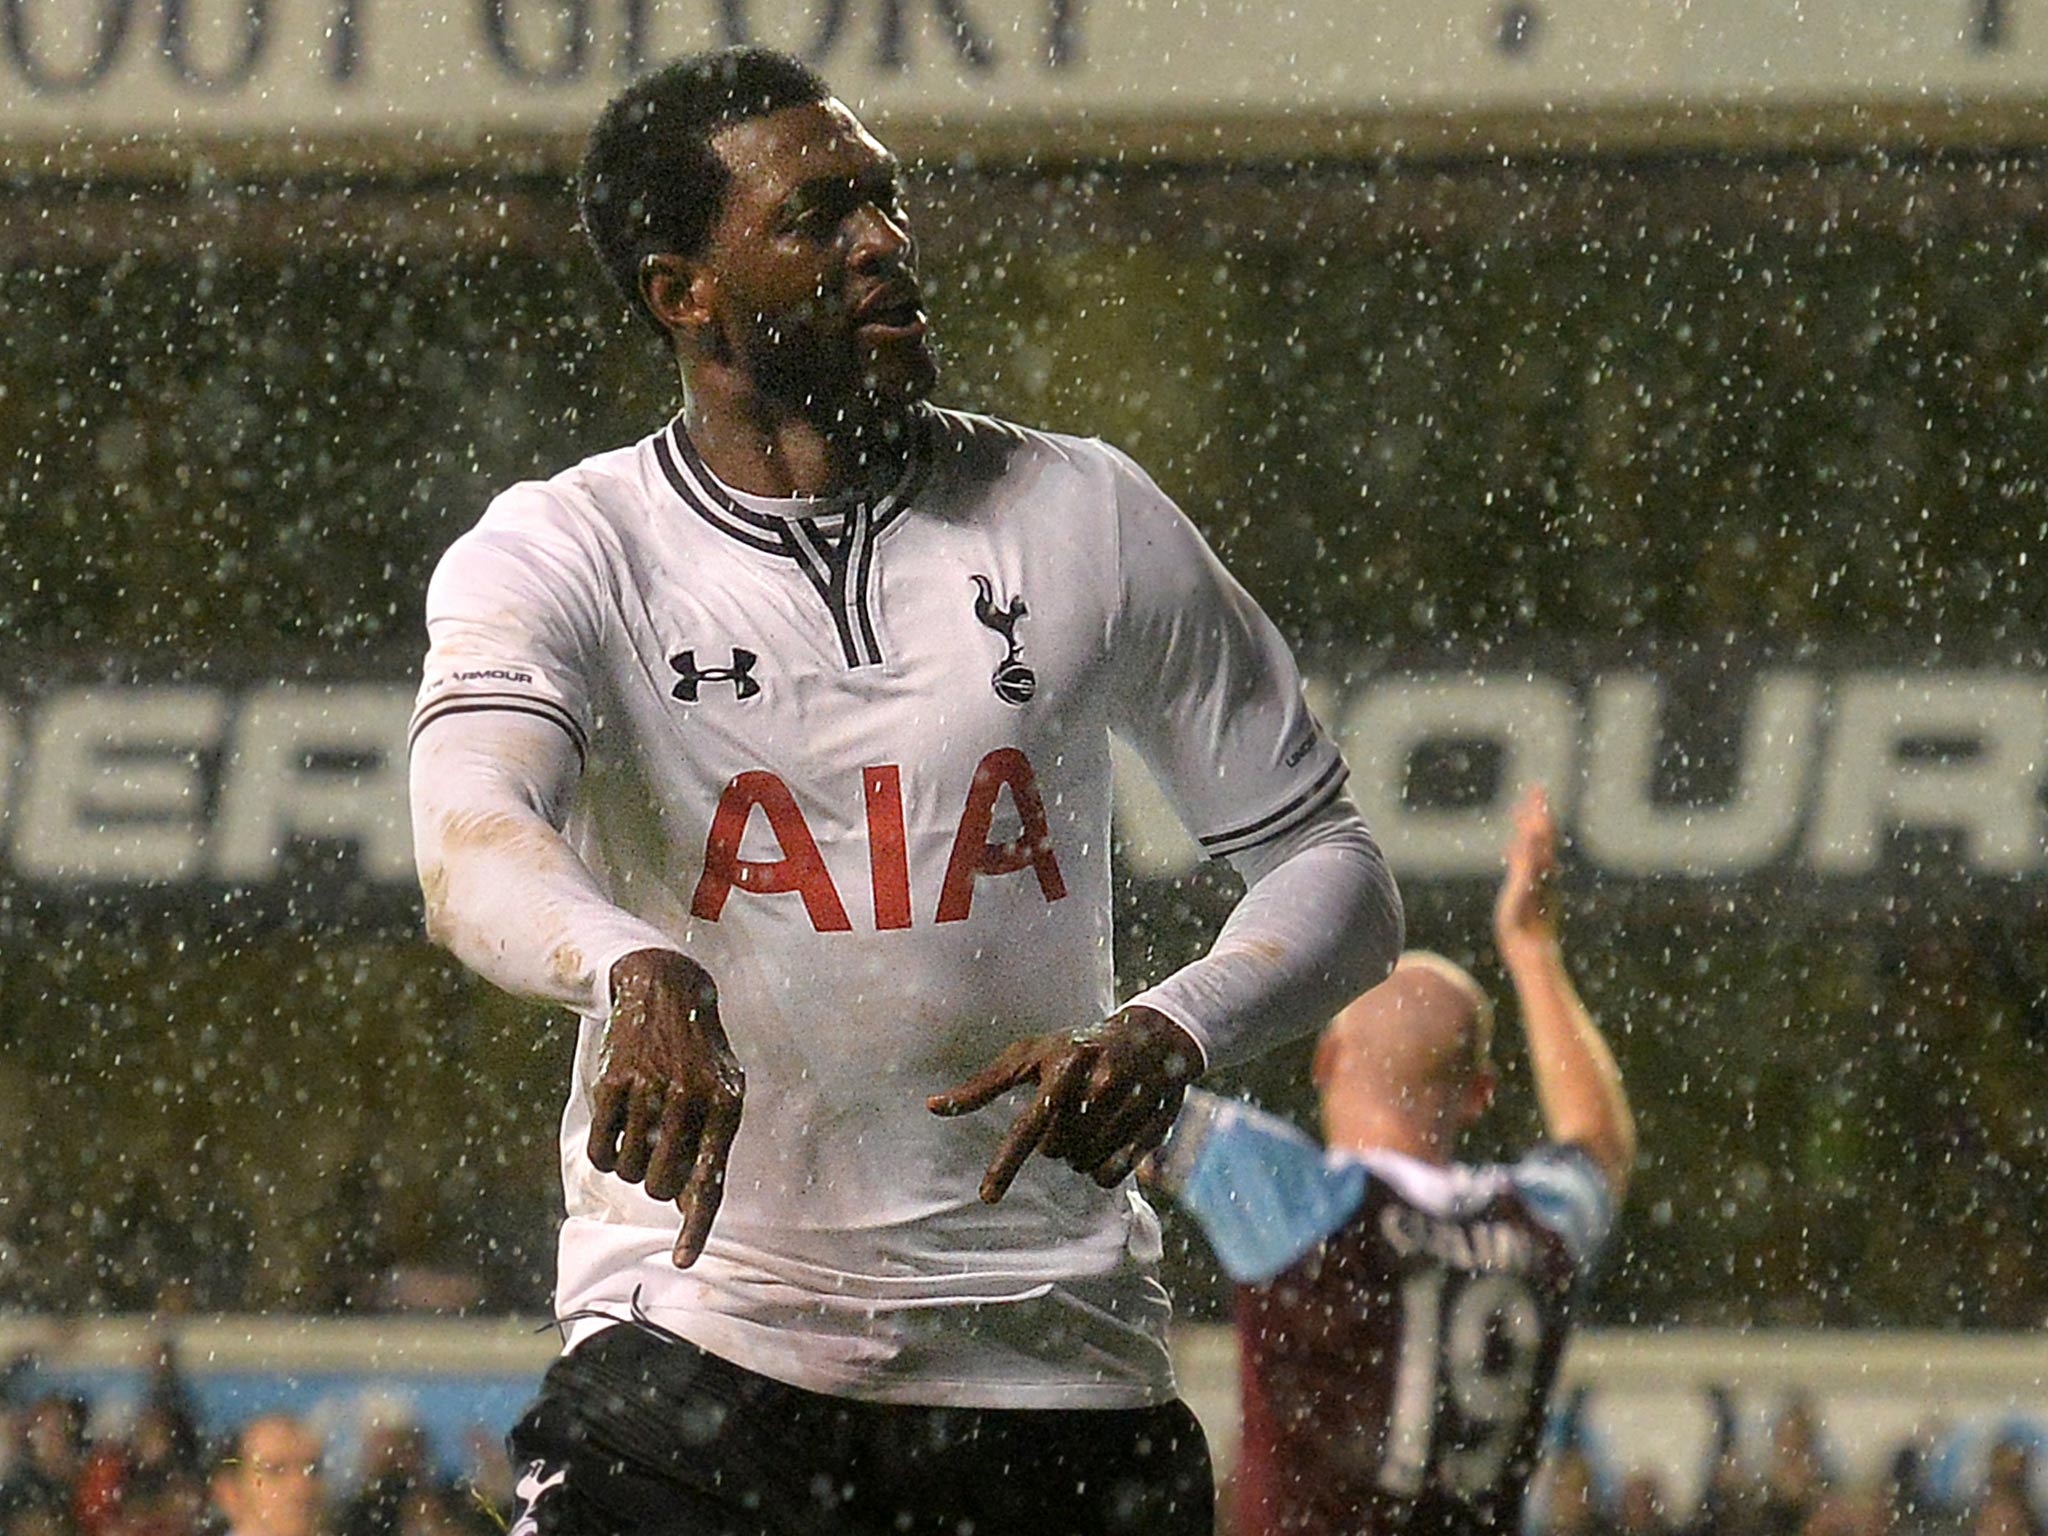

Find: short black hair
[577,48,832,336]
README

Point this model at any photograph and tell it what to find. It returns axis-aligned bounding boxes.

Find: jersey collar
[652,407,933,556]
[1348,1146,1513,1218]
[651,410,935,671]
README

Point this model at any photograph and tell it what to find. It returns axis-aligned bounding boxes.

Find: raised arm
[1495,786,1636,1200]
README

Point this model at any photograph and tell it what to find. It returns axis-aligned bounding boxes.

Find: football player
[1152,786,1633,1536]
[409,47,1403,1536]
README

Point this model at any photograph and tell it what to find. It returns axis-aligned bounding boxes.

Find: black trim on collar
[652,432,785,555]
[653,411,933,672]
[786,514,872,668]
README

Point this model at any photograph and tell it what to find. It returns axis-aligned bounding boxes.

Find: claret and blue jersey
[1156,1090,1616,1536]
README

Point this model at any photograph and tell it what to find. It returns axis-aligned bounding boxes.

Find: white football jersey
[413,405,1348,1407]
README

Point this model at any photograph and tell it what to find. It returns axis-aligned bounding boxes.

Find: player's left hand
[927,1006,1204,1202]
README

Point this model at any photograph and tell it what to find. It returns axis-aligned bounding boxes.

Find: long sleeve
[409,707,680,1019]
[1125,793,1402,1068]
[1099,441,1401,1068]
[409,486,679,1020]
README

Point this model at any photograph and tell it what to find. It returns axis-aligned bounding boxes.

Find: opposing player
[406,47,1403,1536]
[1150,786,1633,1536]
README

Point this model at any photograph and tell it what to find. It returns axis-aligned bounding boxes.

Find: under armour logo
[971,575,1036,705]
[670,648,761,702]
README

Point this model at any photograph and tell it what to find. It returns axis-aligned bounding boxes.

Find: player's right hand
[587,948,744,1268]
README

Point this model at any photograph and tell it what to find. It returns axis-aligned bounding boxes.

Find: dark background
[4,151,2047,1325]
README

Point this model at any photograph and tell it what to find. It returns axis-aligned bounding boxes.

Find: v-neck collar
[652,407,931,555]
[651,409,934,670]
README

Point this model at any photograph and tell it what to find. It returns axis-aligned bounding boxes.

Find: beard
[733,304,937,421]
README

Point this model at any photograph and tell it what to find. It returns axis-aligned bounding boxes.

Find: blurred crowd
[11,1355,2048,1536]
[0,1351,511,1536]
[1532,1389,2044,1536]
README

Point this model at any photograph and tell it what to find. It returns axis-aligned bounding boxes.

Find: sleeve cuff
[589,931,693,1025]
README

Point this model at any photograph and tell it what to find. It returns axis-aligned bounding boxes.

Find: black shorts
[505,1320,1214,1536]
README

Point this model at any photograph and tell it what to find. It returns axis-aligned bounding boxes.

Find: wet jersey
[411,406,1352,1408]
[1157,1092,1614,1536]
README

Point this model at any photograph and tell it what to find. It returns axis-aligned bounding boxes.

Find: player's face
[702,100,936,415]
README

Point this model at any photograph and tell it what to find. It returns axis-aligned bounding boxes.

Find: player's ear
[639,252,715,336]
[1311,1025,1342,1092]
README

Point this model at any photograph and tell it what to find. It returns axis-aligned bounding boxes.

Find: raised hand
[1493,784,1560,959]
[587,948,744,1267]
[927,1006,1204,1202]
